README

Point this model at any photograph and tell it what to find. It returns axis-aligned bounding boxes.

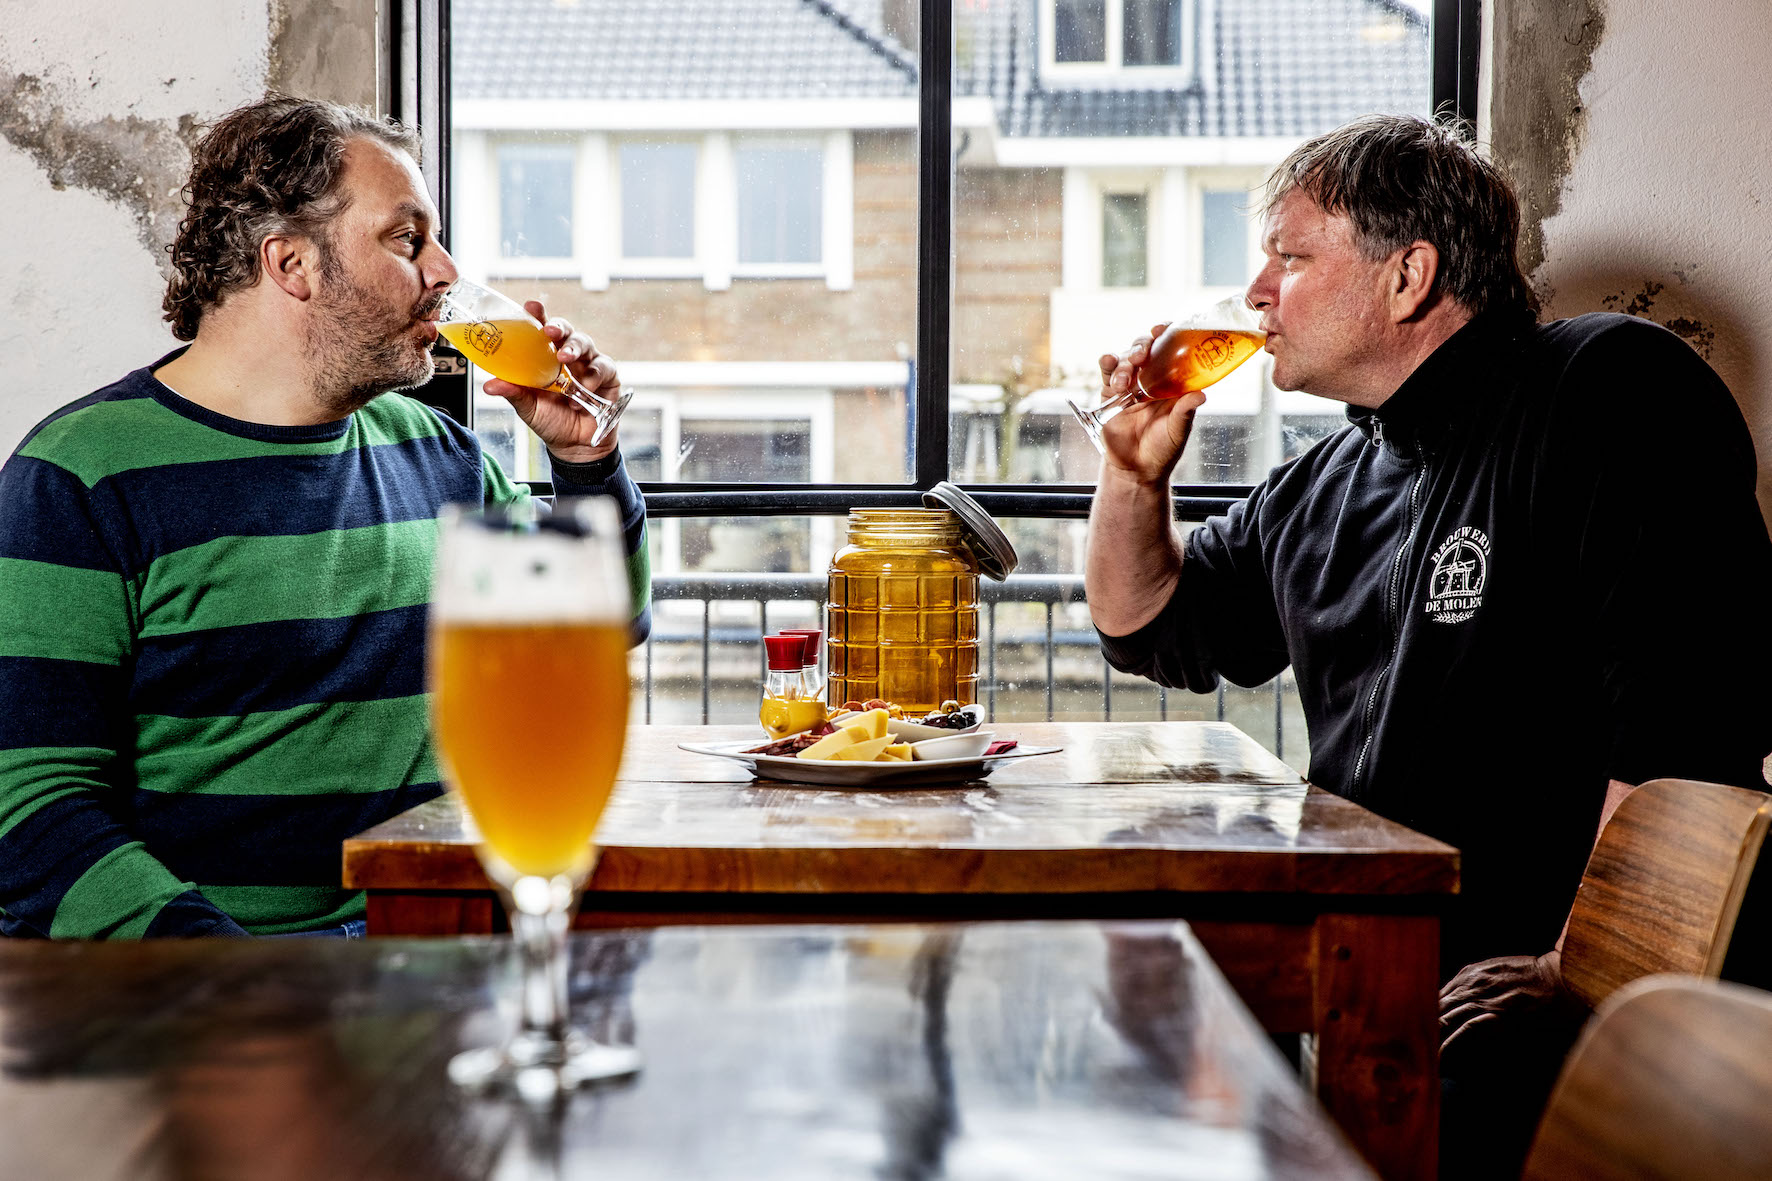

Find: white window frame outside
[613,134,704,281]
[453,131,604,284]
[730,133,848,281]
[486,138,579,275]
[1189,168,1267,292]
[1039,0,1197,88]
[606,131,853,291]
[1062,168,1167,292]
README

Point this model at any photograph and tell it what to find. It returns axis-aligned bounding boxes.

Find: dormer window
[1045,0,1193,83]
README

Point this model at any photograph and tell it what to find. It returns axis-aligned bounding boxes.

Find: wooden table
[0,921,1374,1180]
[344,721,1457,1180]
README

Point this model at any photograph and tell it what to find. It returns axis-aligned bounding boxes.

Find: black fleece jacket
[1100,310,1772,972]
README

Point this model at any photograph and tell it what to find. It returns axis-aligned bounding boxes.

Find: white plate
[678,739,1062,787]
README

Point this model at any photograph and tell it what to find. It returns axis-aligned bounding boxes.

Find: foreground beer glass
[436,279,634,445]
[1069,295,1267,453]
[431,499,639,1093]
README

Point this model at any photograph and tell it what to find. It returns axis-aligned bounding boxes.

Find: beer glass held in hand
[431,498,639,1094]
[1069,295,1266,453]
[436,279,633,445]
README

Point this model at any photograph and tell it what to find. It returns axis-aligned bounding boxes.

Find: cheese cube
[831,736,893,761]
[880,743,913,761]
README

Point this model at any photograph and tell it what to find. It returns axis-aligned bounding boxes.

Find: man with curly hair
[0,96,650,939]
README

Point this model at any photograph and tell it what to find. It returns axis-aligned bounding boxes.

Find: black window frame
[393,0,1479,525]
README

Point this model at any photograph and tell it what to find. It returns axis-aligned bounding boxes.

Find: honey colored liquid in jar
[826,509,979,716]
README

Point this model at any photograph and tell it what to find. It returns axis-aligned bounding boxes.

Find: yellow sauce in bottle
[759,691,828,740]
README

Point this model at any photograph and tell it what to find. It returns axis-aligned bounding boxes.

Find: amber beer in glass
[434,621,629,877]
[435,278,633,444]
[1136,327,1265,400]
[1069,295,1266,452]
[431,497,640,1093]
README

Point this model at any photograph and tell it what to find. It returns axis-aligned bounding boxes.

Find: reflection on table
[344,721,1453,1181]
[0,922,1373,1180]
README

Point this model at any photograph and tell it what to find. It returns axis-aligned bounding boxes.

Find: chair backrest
[1560,777,1771,1009]
[1522,975,1772,1181]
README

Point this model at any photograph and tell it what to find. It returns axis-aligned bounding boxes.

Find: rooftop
[454,0,1431,138]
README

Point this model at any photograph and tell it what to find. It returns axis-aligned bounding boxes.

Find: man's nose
[1245,269,1273,312]
[427,244,460,291]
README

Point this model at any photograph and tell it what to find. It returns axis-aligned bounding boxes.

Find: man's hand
[481,300,621,463]
[1439,950,1568,1060]
[1096,322,1202,485]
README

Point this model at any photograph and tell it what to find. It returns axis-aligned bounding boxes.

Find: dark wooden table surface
[343,721,1458,1180]
[0,921,1373,1181]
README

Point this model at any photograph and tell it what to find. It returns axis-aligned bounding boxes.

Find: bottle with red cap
[759,633,827,739]
[780,627,824,702]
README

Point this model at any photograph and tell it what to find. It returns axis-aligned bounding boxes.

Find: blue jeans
[263,918,367,939]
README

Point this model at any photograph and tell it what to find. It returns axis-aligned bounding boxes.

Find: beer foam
[433,521,629,624]
[1169,294,1265,336]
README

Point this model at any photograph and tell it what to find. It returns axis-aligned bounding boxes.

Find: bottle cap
[763,634,807,671]
[781,628,822,661]
[920,481,1018,581]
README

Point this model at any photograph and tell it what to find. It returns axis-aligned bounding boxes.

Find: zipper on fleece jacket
[1350,426,1427,795]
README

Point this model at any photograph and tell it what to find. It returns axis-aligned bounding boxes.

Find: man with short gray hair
[1085,113,1772,1176]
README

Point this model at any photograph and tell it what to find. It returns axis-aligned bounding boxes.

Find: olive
[939,700,960,714]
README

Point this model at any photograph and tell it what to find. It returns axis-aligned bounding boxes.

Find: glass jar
[826,509,979,715]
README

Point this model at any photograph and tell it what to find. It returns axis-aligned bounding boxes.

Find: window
[677,415,814,575]
[497,143,574,259]
[1201,188,1248,288]
[1054,0,1108,62]
[1122,0,1183,67]
[620,142,697,261]
[1101,192,1148,287]
[736,143,823,266]
[433,0,1450,732]
[1045,0,1188,78]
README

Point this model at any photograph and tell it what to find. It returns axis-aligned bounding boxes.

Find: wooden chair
[1559,777,1772,1009]
[1522,975,1772,1180]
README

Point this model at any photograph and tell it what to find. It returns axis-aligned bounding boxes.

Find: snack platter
[677,738,1061,787]
[680,702,1060,787]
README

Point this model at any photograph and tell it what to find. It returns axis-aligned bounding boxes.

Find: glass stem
[1097,386,1151,417]
[512,878,572,1050]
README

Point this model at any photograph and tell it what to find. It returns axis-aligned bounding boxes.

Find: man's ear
[262,234,319,301]
[1390,240,1440,322]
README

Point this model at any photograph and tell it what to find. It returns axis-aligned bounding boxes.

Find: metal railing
[639,572,1297,760]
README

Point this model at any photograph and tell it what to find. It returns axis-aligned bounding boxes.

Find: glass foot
[1067,397,1109,453]
[450,1029,641,1098]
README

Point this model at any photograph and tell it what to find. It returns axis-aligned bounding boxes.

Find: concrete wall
[0,0,379,456]
[1487,0,1772,524]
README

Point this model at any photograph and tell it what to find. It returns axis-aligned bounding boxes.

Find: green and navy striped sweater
[0,354,650,938]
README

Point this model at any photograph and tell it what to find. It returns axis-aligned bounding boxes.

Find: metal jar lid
[920,481,1018,582]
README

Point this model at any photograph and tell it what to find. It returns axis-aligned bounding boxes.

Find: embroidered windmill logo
[1424,527,1490,625]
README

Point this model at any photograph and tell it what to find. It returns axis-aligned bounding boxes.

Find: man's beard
[304,252,437,418]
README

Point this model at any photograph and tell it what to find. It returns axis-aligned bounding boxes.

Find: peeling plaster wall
[0,0,379,456]
[1491,0,1772,524]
